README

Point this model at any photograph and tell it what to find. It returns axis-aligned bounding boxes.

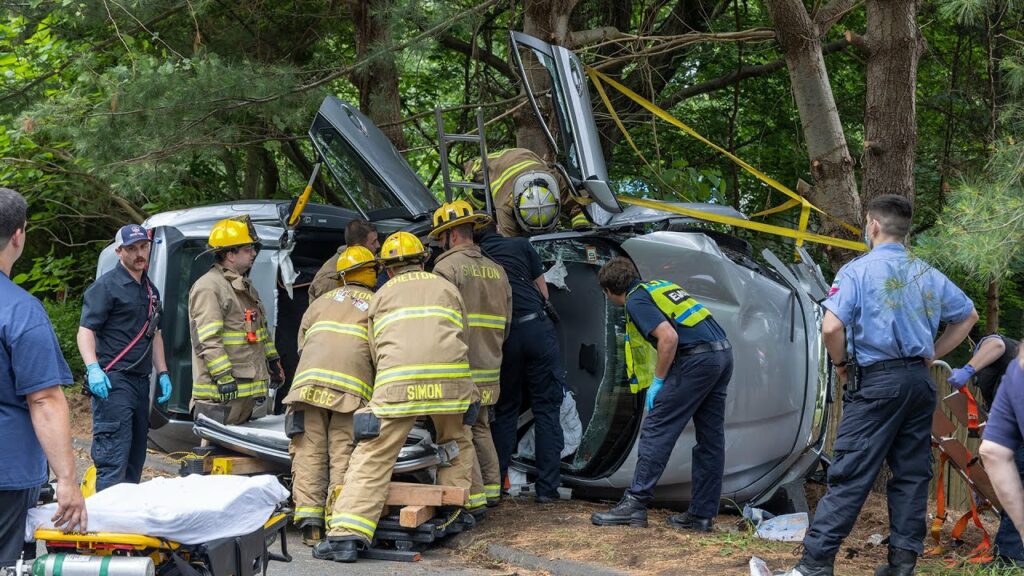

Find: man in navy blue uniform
[788,195,978,576]
[590,257,732,530]
[78,225,172,492]
[478,223,565,503]
[980,345,1024,564]
[0,187,86,566]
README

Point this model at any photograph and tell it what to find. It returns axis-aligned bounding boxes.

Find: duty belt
[860,357,925,375]
[512,312,543,325]
[679,340,731,356]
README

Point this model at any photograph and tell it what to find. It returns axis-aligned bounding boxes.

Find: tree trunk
[350,0,407,150]
[986,279,1000,334]
[859,0,923,206]
[764,0,861,269]
[242,146,261,199]
[516,0,579,158]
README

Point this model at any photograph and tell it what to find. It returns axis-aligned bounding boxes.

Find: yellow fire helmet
[336,245,378,287]
[379,231,429,266]
[208,215,261,251]
[428,199,492,239]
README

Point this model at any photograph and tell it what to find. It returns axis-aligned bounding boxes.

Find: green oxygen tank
[31,555,155,576]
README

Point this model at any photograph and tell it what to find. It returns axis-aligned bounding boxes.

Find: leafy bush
[42,297,84,382]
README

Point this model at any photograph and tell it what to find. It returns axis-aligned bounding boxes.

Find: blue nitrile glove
[86,363,111,399]
[948,365,976,390]
[157,372,172,404]
[646,376,665,411]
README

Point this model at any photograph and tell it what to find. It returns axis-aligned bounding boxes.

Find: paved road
[272,528,500,576]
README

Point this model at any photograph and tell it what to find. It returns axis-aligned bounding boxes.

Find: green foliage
[42,297,84,381]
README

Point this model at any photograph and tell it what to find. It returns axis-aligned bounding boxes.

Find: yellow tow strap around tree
[616,195,868,252]
[585,67,864,251]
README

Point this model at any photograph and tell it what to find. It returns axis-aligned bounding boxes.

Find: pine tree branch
[813,0,862,33]
[437,33,513,78]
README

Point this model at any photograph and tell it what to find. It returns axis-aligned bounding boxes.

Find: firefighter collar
[435,243,483,264]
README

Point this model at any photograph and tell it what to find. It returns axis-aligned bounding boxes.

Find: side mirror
[581,178,622,213]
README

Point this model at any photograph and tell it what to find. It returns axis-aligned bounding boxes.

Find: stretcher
[25,512,292,576]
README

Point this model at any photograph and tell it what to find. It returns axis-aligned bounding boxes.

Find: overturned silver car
[96,33,833,511]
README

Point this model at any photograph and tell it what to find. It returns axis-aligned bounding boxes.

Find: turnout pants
[288,405,355,529]
[194,396,257,426]
[92,372,150,492]
[327,413,474,542]
[492,316,565,498]
[470,407,501,507]
[994,446,1024,561]
[626,348,733,517]
[803,361,935,560]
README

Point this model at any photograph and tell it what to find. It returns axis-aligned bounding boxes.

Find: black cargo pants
[802,360,935,560]
[91,371,150,492]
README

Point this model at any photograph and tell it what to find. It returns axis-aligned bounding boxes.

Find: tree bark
[764,0,861,268]
[350,0,407,150]
[516,0,579,158]
[986,279,999,334]
[859,0,924,206]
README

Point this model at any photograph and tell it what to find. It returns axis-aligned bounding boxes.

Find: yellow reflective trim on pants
[371,400,471,416]
[193,380,268,398]
[467,493,487,509]
[484,484,501,498]
[373,306,463,336]
[327,513,377,538]
[294,506,324,519]
[467,313,506,329]
[293,369,372,400]
[305,322,368,343]
[471,369,500,384]
[375,363,471,386]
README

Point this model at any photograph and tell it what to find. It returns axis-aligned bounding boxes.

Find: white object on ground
[742,505,808,542]
[749,556,772,576]
[517,390,582,459]
[27,474,288,544]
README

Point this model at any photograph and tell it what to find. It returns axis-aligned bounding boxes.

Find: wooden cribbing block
[943,391,989,430]
[932,407,956,438]
[207,455,279,476]
[384,482,467,506]
[399,505,435,528]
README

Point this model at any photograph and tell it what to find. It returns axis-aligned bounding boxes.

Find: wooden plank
[206,455,280,476]
[399,505,434,528]
[932,407,956,438]
[384,482,467,507]
[943,391,989,430]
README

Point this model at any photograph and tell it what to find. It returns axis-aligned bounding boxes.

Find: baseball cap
[114,224,150,248]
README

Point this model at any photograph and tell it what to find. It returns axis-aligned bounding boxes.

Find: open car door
[308,96,439,222]
[509,31,621,218]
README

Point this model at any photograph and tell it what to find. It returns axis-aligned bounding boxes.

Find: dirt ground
[454,485,1003,576]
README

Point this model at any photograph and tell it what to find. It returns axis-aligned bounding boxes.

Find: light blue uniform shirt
[823,243,974,366]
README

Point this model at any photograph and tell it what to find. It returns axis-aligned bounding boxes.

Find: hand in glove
[86,363,111,399]
[645,375,665,412]
[269,359,285,390]
[157,371,172,404]
[948,365,976,390]
[216,375,238,402]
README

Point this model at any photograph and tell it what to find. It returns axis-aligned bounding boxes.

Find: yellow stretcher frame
[34,512,290,569]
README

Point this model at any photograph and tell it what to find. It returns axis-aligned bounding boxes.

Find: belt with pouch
[859,357,925,375]
[679,340,731,356]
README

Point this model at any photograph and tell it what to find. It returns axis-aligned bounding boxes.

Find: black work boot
[300,524,324,546]
[785,552,835,576]
[873,547,916,576]
[312,538,361,563]
[590,493,648,527]
[667,512,714,532]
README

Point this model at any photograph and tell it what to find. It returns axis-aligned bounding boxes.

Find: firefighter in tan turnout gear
[188,216,283,425]
[283,246,377,546]
[313,231,478,563]
[463,147,588,237]
[429,200,511,515]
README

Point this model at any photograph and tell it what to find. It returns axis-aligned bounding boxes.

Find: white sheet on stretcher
[27,474,288,545]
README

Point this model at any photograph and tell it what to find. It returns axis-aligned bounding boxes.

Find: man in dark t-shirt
[951,334,1022,564]
[477,225,565,502]
[980,354,1024,565]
